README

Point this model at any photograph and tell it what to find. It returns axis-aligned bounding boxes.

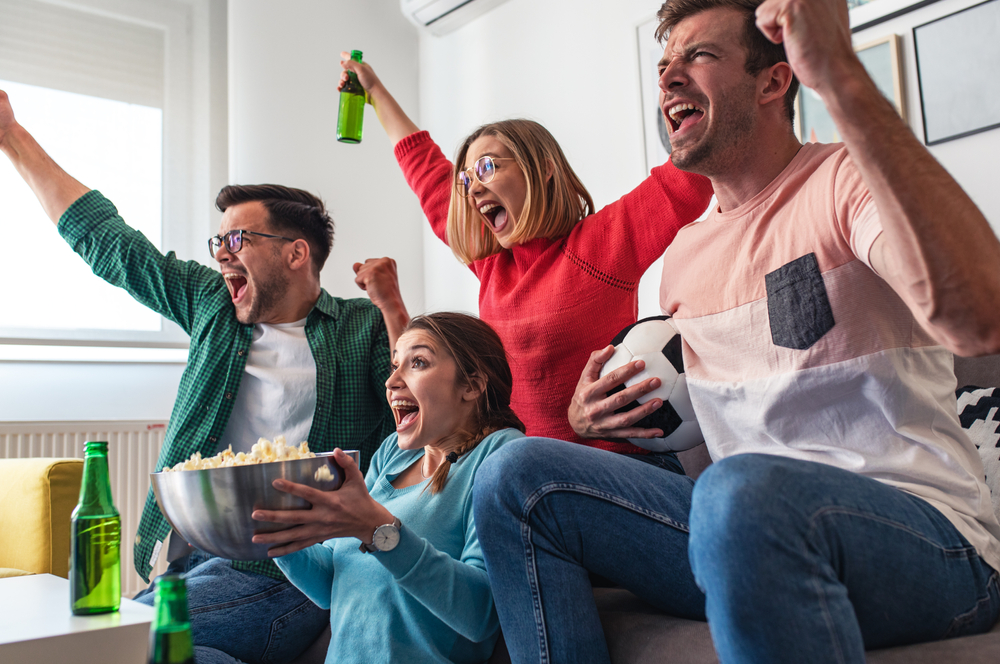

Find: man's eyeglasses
[208,229,296,258]
[456,155,515,197]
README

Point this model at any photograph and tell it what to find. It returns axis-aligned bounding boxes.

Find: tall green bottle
[337,49,365,144]
[70,440,121,615]
[147,575,195,664]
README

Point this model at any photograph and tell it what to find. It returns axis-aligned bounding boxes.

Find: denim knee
[689,455,793,568]
[473,437,544,524]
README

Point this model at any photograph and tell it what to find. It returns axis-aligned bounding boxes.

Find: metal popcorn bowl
[150,450,360,561]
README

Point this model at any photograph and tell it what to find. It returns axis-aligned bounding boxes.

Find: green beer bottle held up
[70,440,121,615]
[337,49,365,144]
[148,575,195,664]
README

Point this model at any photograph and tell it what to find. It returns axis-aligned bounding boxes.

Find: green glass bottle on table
[70,440,121,615]
[337,49,365,143]
[148,575,195,664]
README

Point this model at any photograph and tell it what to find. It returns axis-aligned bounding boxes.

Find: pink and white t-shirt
[660,142,1000,572]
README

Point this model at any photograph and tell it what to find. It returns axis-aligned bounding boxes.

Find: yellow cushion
[0,458,83,578]
[0,568,32,578]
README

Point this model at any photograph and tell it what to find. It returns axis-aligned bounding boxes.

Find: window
[0,0,226,348]
[0,80,164,332]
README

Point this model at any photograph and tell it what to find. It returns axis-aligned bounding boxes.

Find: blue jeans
[134,550,329,664]
[622,450,685,475]
[473,438,1000,664]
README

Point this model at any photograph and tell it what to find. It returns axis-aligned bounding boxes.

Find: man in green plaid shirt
[1,90,404,663]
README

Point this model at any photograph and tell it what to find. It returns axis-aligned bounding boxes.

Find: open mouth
[666,102,705,136]
[224,273,249,303]
[478,203,509,234]
[391,399,420,432]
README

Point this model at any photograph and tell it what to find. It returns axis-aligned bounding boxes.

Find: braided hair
[403,313,524,495]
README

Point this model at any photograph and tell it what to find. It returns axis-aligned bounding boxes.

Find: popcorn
[163,436,315,471]
[314,465,336,482]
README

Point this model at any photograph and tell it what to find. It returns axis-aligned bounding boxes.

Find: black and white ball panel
[600,315,703,452]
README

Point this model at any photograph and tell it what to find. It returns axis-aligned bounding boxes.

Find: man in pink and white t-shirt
[474,0,1000,661]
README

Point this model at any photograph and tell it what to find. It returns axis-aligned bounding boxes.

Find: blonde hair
[446,120,595,264]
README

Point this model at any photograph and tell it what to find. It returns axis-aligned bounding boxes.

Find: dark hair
[403,312,525,494]
[655,0,799,125]
[215,184,335,274]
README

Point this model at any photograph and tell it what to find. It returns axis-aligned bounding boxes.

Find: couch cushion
[589,588,1000,664]
[595,589,716,663]
[289,588,1000,663]
[676,444,713,480]
[954,354,1000,390]
[0,568,32,578]
[0,458,83,578]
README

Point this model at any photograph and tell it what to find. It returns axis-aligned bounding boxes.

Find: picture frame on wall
[796,34,905,144]
[637,16,670,174]
[913,0,1000,145]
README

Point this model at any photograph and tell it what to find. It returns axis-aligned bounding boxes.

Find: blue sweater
[276,428,523,663]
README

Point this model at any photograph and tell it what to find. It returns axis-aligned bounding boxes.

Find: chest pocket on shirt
[765,253,835,350]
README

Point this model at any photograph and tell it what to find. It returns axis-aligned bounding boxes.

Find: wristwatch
[359,517,401,553]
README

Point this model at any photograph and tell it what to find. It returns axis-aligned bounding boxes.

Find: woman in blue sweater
[251,312,525,663]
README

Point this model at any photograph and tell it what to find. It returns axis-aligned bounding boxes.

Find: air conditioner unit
[400,0,513,36]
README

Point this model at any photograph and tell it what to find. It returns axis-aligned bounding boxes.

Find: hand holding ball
[599,316,703,452]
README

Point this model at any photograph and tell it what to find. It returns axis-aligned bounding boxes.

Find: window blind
[0,0,164,108]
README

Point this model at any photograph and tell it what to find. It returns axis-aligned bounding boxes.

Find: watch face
[373,524,400,552]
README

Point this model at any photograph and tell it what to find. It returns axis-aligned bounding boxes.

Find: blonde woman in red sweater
[340,54,713,470]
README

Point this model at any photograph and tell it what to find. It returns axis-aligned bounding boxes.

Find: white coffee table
[0,573,154,663]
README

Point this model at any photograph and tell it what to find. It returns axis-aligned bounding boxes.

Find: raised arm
[566,159,713,284]
[338,55,462,267]
[756,0,1000,356]
[354,257,410,351]
[0,90,89,223]
[338,52,419,146]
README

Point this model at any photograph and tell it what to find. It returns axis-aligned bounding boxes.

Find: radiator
[0,420,170,597]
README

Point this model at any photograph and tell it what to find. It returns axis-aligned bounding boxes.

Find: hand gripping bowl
[150,450,360,561]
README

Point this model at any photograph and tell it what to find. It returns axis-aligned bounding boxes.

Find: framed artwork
[796,34,905,144]
[636,16,671,174]
[914,0,1000,145]
[849,0,944,32]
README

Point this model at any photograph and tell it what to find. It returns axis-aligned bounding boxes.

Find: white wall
[0,361,184,421]
[228,0,424,312]
[417,0,1000,317]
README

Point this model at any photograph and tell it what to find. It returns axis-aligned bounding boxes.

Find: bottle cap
[84,441,109,455]
[156,574,186,591]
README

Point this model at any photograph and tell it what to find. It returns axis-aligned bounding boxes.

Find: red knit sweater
[395,131,713,453]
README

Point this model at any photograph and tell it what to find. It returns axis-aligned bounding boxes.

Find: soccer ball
[599,315,702,452]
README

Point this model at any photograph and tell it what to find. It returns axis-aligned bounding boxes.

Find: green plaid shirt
[60,191,395,582]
